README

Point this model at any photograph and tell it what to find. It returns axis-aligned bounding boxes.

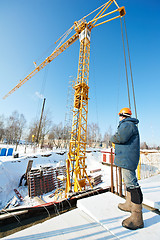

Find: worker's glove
[112,143,115,149]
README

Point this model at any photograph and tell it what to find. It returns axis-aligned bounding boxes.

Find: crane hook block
[118,7,126,17]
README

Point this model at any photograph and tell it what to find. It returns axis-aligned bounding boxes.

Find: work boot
[122,187,144,230]
[118,190,131,212]
[122,202,144,230]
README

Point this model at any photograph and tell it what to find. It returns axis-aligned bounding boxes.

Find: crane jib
[3,33,79,99]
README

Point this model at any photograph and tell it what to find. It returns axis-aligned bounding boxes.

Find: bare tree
[27,120,39,144]
[0,115,5,142]
[103,126,112,148]
[87,123,102,147]
[63,124,71,148]
[48,122,65,148]
[140,142,148,150]
[39,112,52,148]
[27,110,52,148]
[5,111,26,149]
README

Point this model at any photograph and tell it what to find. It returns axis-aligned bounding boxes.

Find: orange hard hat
[119,107,132,117]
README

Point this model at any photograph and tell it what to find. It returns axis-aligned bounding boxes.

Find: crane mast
[66,25,92,194]
[65,0,126,195]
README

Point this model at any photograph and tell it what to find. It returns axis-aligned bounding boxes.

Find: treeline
[140,142,160,150]
[0,111,113,149]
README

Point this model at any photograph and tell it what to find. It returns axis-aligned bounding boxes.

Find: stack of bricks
[27,166,66,198]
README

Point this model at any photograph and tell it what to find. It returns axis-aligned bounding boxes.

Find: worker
[110,107,144,230]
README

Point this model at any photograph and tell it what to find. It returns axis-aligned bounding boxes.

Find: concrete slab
[2,192,160,239]
[139,174,160,210]
[77,192,160,240]
[2,208,116,240]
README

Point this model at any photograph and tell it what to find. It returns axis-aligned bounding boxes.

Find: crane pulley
[3,0,126,197]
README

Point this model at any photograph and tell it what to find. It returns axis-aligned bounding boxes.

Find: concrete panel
[77,192,160,240]
[3,208,116,239]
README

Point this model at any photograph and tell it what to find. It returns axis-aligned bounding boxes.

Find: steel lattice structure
[3,0,126,197]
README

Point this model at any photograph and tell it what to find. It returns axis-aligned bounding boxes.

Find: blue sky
[0,0,160,146]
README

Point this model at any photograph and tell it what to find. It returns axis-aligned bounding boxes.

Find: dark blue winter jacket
[110,117,140,171]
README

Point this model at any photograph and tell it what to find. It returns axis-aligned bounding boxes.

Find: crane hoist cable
[120,17,137,119]
[123,16,137,119]
[120,17,131,110]
[55,27,74,51]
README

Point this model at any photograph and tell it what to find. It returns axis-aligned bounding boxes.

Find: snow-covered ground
[0,144,160,239]
[0,144,160,210]
[0,145,66,209]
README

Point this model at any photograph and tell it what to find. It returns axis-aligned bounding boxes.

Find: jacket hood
[120,117,139,125]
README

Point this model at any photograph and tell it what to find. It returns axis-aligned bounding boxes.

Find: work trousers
[122,168,139,189]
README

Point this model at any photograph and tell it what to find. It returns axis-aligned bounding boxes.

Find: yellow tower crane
[3,0,126,197]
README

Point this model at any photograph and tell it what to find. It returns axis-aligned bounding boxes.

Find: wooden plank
[90,169,101,173]
[25,160,33,175]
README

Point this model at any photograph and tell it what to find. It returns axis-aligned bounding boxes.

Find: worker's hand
[112,143,115,149]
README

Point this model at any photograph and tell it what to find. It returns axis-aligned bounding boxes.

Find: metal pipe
[118,167,122,196]
[116,166,118,194]
[111,148,114,193]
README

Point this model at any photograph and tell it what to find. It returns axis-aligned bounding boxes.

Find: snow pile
[0,147,67,209]
[0,147,106,209]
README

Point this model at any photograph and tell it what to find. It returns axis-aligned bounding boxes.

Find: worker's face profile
[119,116,123,121]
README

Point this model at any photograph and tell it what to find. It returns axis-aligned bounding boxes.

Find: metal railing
[138,150,160,179]
[110,149,160,197]
[110,148,123,196]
